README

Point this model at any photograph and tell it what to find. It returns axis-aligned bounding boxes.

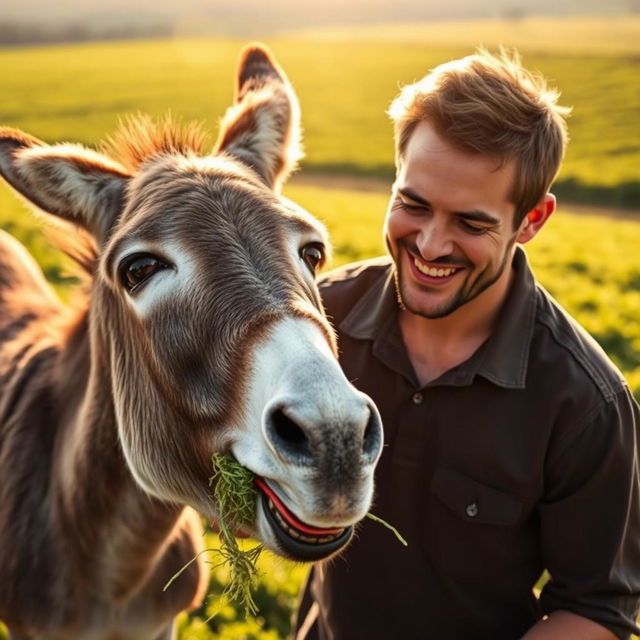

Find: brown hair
[388,49,571,225]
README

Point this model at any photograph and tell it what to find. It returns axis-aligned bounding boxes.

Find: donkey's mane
[101,114,211,173]
[53,115,211,277]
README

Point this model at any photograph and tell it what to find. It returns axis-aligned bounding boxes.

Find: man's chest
[338,339,553,524]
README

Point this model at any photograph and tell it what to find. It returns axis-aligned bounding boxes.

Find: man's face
[385,120,525,320]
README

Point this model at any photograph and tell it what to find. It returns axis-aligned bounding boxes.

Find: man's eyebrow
[398,187,429,206]
[455,209,500,225]
[398,187,500,225]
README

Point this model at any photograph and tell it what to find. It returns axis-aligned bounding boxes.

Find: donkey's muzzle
[239,316,384,560]
[264,399,382,469]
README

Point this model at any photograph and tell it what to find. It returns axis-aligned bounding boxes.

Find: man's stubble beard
[392,237,517,320]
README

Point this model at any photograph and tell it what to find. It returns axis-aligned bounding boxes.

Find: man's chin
[395,274,462,319]
[392,253,466,319]
[401,296,461,319]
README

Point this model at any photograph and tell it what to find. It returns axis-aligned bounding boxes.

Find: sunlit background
[3,0,637,36]
[1,1,639,638]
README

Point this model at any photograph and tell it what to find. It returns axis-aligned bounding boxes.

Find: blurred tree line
[0,21,172,46]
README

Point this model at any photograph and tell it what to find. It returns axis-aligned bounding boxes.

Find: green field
[1,18,640,639]
[0,15,639,207]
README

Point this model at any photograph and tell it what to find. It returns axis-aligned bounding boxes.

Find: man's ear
[0,127,131,243]
[516,193,556,244]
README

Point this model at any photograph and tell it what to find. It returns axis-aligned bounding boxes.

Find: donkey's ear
[215,44,303,192]
[0,127,130,242]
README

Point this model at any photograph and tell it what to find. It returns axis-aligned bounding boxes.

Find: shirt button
[411,392,424,405]
[466,502,479,518]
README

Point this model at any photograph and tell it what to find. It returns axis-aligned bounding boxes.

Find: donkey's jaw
[230,315,383,561]
[254,480,354,561]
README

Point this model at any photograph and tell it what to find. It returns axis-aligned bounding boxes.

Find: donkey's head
[0,45,382,561]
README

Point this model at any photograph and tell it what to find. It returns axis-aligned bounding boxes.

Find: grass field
[1,18,639,639]
[0,15,639,206]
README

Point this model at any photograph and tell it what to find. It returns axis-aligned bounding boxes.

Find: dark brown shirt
[295,248,640,640]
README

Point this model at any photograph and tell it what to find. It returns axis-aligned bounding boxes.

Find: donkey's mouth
[254,477,353,560]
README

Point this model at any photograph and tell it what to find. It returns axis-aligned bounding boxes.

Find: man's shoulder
[317,256,392,323]
[533,284,627,403]
[319,256,392,289]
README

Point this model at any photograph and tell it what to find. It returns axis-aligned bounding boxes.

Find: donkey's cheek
[116,410,214,511]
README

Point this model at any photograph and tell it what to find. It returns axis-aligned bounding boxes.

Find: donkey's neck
[53,310,186,602]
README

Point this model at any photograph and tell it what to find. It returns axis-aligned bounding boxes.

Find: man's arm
[522,611,618,640]
[536,385,640,639]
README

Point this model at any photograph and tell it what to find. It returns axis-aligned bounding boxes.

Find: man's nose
[416,221,453,261]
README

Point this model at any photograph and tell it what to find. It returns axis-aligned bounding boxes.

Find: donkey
[0,44,383,639]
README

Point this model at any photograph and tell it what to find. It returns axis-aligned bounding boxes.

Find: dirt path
[290,173,640,222]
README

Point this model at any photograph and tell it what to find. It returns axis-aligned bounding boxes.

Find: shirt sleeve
[539,385,640,639]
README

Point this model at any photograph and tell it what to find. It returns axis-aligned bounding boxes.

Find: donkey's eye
[300,243,325,273]
[118,253,171,293]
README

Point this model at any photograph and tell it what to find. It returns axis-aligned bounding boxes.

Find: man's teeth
[414,258,457,278]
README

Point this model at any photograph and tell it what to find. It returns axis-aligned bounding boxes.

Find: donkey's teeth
[266,498,345,544]
[255,477,346,545]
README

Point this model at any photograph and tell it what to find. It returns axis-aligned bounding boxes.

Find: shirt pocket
[430,466,523,526]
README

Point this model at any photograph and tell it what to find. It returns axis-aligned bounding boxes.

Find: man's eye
[398,200,424,213]
[300,243,325,273]
[118,253,171,293]
[460,220,488,235]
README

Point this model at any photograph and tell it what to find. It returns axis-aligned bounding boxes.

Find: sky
[4,0,636,32]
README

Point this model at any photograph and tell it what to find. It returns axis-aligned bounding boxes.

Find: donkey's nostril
[273,408,306,445]
[362,406,383,463]
[267,408,313,463]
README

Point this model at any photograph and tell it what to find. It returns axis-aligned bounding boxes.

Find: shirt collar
[339,262,398,340]
[339,247,537,389]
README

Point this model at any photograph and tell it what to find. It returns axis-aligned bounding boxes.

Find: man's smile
[413,257,459,278]
[405,248,466,287]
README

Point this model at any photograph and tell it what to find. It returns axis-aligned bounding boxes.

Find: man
[294,50,640,639]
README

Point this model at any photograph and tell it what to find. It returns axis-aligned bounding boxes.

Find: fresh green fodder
[207,453,264,617]
[165,453,406,619]
[164,454,264,617]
